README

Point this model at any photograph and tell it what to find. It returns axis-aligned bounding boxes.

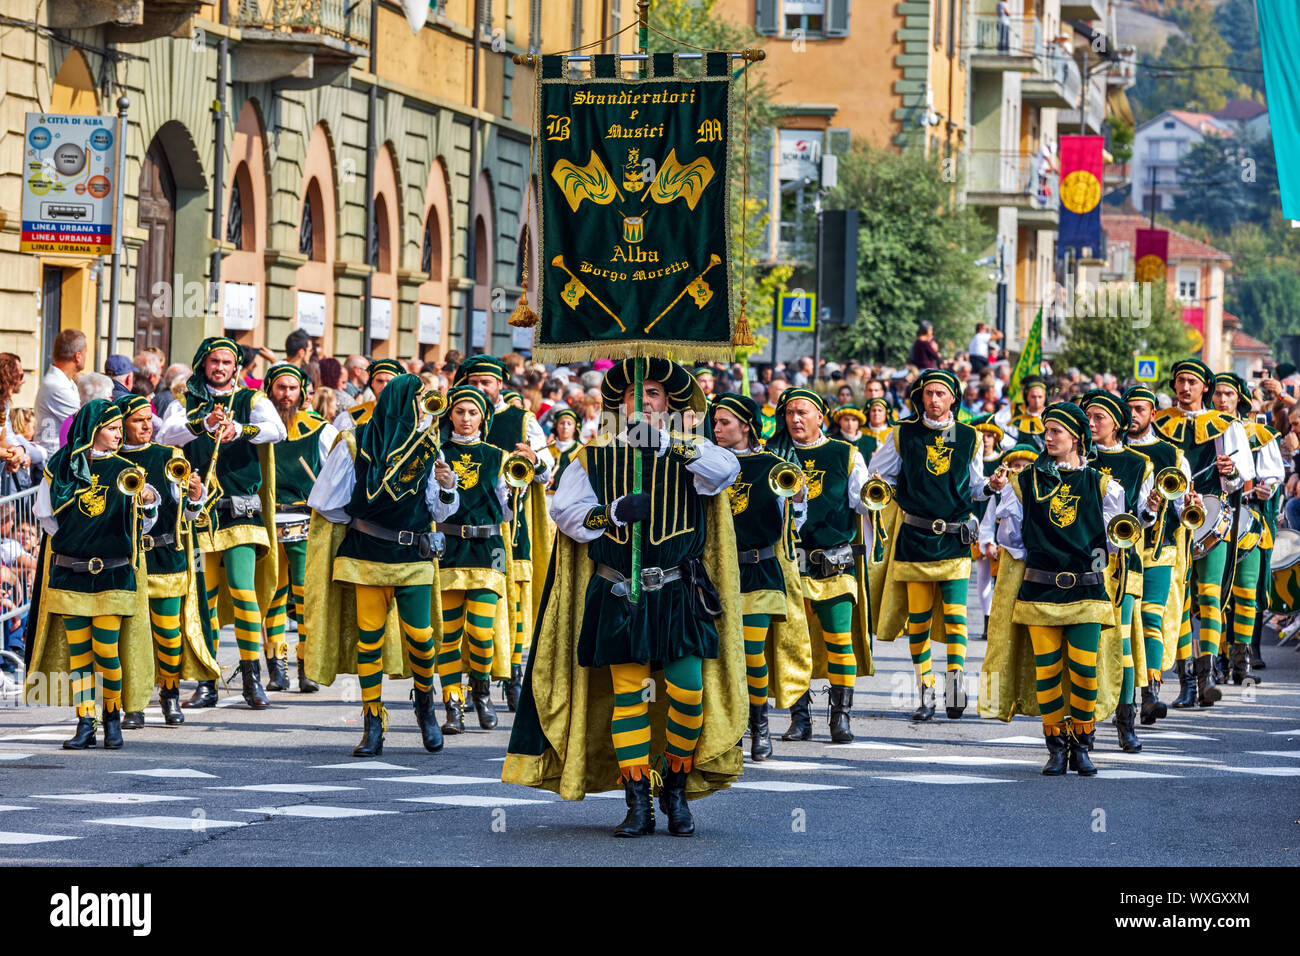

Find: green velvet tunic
[892,418,978,563]
[438,439,505,571]
[729,450,789,597]
[1092,445,1148,575]
[577,439,716,668]
[183,387,265,534]
[336,424,438,566]
[48,454,139,595]
[273,411,328,508]
[1015,466,1108,606]
[793,437,854,556]
[118,442,186,576]
[1157,412,1220,496]
[1132,436,1182,556]
[486,404,535,563]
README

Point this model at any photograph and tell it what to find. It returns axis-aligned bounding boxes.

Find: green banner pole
[629,0,651,605]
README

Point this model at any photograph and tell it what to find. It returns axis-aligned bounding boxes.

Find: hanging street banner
[1134,228,1168,285]
[21,113,117,255]
[535,53,735,362]
[1057,134,1104,259]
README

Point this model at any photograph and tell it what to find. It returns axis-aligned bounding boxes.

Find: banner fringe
[534,340,736,365]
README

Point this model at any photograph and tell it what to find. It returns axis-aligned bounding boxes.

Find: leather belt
[738,545,777,565]
[1023,568,1106,589]
[807,544,865,579]
[215,494,262,517]
[434,522,498,540]
[901,511,978,542]
[595,562,683,597]
[53,554,131,575]
[351,518,424,546]
[141,533,175,551]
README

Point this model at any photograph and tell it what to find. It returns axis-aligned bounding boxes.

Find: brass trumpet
[421,389,448,418]
[164,457,191,485]
[861,477,894,512]
[117,465,147,497]
[1155,467,1188,500]
[768,462,804,498]
[1107,512,1142,550]
[503,452,535,489]
[1181,500,1206,531]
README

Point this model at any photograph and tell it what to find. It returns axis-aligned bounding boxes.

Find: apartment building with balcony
[0,0,633,396]
[1132,110,1234,216]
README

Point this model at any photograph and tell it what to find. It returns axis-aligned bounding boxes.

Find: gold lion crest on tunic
[801,461,825,500]
[78,475,107,518]
[925,437,953,476]
[1049,488,1080,528]
[727,481,751,515]
[452,453,481,490]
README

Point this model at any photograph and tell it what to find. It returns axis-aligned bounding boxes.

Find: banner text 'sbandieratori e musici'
[535,53,735,363]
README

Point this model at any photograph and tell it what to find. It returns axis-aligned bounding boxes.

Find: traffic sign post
[1134,355,1159,382]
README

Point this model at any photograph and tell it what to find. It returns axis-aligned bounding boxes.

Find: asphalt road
[3,617,1298,867]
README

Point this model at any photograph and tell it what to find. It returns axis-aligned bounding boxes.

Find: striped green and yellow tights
[438,589,499,701]
[1139,564,1172,684]
[807,594,856,688]
[610,655,704,779]
[66,615,123,718]
[742,614,771,706]
[203,545,262,662]
[148,597,182,691]
[1028,622,1101,736]
[265,540,308,664]
[905,578,969,688]
[1226,546,1260,649]
[1177,543,1226,661]
[354,583,435,717]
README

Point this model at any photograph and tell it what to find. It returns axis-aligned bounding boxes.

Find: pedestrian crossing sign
[778,292,816,332]
[1134,355,1158,382]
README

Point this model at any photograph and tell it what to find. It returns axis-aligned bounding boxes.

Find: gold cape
[763,537,813,709]
[25,549,155,712]
[804,513,875,678]
[202,442,280,630]
[501,493,747,801]
[978,548,1125,722]
[506,482,554,658]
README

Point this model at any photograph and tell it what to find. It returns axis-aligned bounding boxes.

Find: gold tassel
[732,295,755,347]
[509,281,539,328]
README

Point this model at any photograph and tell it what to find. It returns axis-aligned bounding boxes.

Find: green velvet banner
[536,54,734,362]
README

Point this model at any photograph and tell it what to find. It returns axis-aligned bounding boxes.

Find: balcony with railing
[232,0,370,86]
[1059,71,1107,134]
[966,150,1060,227]
[971,15,1041,73]
[1023,45,1082,109]
[48,0,206,43]
[1060,0,1107,20]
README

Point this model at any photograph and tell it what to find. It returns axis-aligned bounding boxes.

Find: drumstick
[298,457,317,484]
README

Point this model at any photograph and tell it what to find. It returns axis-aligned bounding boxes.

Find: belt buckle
[397,530,415,546]
[458,525,471,539]
[1055,571,1077,589]
[141,534,154,551]
[87,556,105,575]
[931,518,947,534]
[740,549,757,564]
[641,566,665,590]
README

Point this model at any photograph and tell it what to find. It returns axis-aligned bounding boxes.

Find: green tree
[1212,0,1266,99]
[1056,284,1194,381]
[1174,132,1280,230]
[821,143,990,365]
[1228,268,1300,351]
[1130,1,1243,119]
[648,0,785,334]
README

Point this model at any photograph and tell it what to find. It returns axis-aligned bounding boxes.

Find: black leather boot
[1170,660,1197,708]
[352,705,386,757]
[470,677,499,730]
[658,767,695,837]
[182,680,217,709]
[265,653,290,692]
[1041,728,1068,776]
[1115,703,1142,753]
[945,669,967,719]
[63,715,97,750]
[828,685,854,743]
[911,682,936,722]
[240,660,270,709]
[1068,728,1097,776]
[102,708,123,750]
[503,664,522,712]
[781,690,812,741]
[159,684,184,725]
[1139,680,1167,726]
[1229,642,1252,685]
[120,710,145,730]
[412,688,444,753]
[1213,652,1231,686]
[297,660,320,693]
[748,702,773,761]
[1194,654,1221,706]
[441,696,466,735]
[613,773,655,837]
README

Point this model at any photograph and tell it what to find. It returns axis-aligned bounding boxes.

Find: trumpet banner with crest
[535,53,735,362]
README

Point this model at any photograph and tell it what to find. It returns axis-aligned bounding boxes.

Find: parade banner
[1009,307,1042,406]
[1134,228,1168,285]
[20,113,117,255]
[535,53,734,362]
[1057,134,1104,257]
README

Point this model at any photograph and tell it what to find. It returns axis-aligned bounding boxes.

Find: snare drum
[1268,528,1300,613]
[276,520,310,544]
[1190,495,1231,560]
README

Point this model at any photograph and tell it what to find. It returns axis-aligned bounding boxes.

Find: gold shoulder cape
[502,478,747,801]
[302,430,444,686]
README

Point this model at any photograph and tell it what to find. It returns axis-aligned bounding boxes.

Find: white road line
[398,795,550,807]
[31,793,195,804]
[207,784,362,793]
[730,781,849,792]
[235,805,398,818]
[366,775,501,786]
[0,831,79,844]
[88,815,248,830]
[109,769,218,779]
[872,773,1016,785]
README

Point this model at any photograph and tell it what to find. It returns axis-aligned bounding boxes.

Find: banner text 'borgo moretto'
[536,53,734,362]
